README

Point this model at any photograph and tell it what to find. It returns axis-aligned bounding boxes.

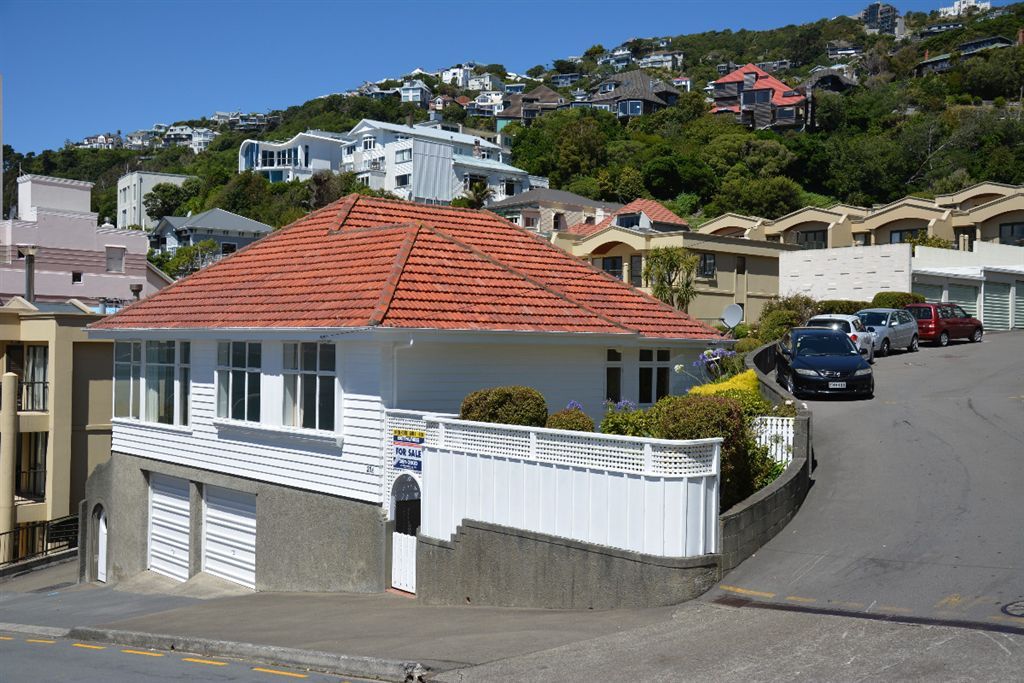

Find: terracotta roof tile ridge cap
[424,224,635,335]
[366,223,422,327]
[358,193,496,217]
[327,193,362,234]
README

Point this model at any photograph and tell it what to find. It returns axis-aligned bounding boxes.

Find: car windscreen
[905,306,933,321]
[858,312,888,327]
[806,319,851,333]
[794,333,857,356]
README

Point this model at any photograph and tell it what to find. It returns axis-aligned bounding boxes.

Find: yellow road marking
[121,649,164,657]
[879,605,913,614]
[183,657,229,666]
[73,643,106,650]
[719,585,776,599]
[25,639,55,644]
[935,594,963,609]
[252,667,308,678]
[0,636,13,641]
[992,615,1024,625]
[785,595,817,603]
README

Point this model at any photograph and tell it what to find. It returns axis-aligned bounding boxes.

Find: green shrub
[769,401,798,417]
[732,323,752,339]
[871,291,925,309]
[599,401,656,437]
[734,337,763,354]
[757,309,804,342]
[460,386,548,427]
[760,294,818,324]
[545,407,595,432]
[714,388,773,421]
[816,299,871,315]
[650,394,761,510]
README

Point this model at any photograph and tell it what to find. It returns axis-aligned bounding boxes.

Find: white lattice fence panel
[382,410,456,500]
[753,416,795,466]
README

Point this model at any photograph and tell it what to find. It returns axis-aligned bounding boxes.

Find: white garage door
[203,486,256,589]
[983,282,1011,331]
[948,284,978,317]
[1015,282,1024,330]
[912,282,943,302]
[148,474,190,582]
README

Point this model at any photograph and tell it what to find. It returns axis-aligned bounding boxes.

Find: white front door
[97,511,108,583]
[391,531,417,593]
[202,486,257,589]
[148,474,190,582]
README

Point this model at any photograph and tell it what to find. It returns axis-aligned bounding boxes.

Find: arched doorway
[92,504,108,583]
[390,475,420,594]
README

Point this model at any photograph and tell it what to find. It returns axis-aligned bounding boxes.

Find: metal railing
[16,468,46,501]
[0,514,78,568]
[18,380,49,412]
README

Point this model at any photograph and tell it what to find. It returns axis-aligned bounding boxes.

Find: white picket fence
[421,417,721,558]
[753,415,796,466]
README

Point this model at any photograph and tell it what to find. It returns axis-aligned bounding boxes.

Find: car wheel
[909,335,919,352]
[784,372,797,397]
[879,338,890,357]
[938,331,950,347]
[971,328,983,343]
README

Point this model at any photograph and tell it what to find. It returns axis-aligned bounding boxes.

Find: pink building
[0,175,170,309]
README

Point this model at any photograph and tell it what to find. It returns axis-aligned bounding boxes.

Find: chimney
[406,112,414,128]
[1018,28,1023,46]
[21,245,38,303]
[473,140,482,158]
[924,49,929,60]
[130,284,143,300]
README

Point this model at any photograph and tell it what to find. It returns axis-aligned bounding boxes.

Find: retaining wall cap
[67,627,427,682]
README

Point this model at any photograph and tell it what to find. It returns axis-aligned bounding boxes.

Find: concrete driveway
[708,331,1024,627]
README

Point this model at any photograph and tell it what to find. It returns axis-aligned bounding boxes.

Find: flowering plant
[677,347,739,384]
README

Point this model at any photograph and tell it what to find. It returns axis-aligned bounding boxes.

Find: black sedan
[775,327,874,399]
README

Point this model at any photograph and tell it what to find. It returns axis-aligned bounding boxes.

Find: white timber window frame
[638,348,671,406]
[114,340,190,425]
[282,342,336,432]
[216,341,262,423]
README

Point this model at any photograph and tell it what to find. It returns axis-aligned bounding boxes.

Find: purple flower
[566,400,583,411]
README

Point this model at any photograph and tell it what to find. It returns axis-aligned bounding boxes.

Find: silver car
[856,308,919,356]
[805,314,875,362]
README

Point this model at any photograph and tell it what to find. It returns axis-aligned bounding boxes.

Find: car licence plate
[828,381,846,389]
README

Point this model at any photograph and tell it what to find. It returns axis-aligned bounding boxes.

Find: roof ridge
[423,225,636,334]
[367,223,421,327]
[327,193,362,235]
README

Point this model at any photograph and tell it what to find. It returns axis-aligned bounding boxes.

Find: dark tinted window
[858,311,888,327]
[953,306,968,318]
[806,319,851,333]
[906,306,933,321]
[938,306,955,319]
[794,333,857,356]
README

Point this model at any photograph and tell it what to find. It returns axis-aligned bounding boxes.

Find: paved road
[0,633,366,682]
[708,331,1024,626]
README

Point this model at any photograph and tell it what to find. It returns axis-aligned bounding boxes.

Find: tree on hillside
[458,181,494,209]
[143,182,189,220]
[442,103,467,124]
[617,166,647,203]
[707,176,804,219]
[163,239,220,278]
[642,247,699,312]
[526,65,546,78]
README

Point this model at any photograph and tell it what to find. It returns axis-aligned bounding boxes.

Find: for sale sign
[393,429,425,472]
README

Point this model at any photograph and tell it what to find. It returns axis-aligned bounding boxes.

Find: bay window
[115,340,189,424]
[283,342,336,431]
[114,341,142,419]
[217,342,261,422]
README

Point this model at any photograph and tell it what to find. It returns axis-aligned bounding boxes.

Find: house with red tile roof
[79,194,724,594]
[553,198,799,325]
[712,63,806,130]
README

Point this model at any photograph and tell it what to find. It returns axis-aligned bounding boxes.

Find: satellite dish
[721,304,744,329]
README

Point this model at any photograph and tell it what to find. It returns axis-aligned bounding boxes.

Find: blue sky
[2,0,942,153]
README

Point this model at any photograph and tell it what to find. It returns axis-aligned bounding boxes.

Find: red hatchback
[904,303,983,346]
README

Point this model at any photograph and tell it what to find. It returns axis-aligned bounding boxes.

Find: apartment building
[637,51,684,70]
[400,80,432,108]
[488,188,622,234]
[467,72,504,92]
[712,63,806,130]
[940,0,990,17]
[5,175,170,307]
[116,171,193,229]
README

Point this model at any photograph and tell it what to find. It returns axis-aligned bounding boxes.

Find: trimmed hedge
[599,402,657,437]
[734,337,763,354]
[871,291,925,309]
[650,394,764,510]
[761,294,818,324]
[816,299,871,315]
[690,369,760,395]
[460,386,548,427]
[545,407,595,432]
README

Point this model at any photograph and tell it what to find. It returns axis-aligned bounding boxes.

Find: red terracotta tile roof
[565,198,689,237]
[93,195,720,340]
[714,63,805,107]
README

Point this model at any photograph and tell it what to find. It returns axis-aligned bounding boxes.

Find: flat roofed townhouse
[79,194,727,602]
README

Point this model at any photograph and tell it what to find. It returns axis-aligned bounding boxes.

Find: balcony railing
[0,514,77,568]
[16,467,46,501]
[18,380,48,412]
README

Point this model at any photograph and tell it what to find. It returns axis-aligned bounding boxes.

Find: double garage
[912,270,1024,332]
[148,473,257,589]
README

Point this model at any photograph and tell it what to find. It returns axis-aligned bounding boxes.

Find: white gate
[97,510,108,583]
[753,416,796,466]
[391,531,417,593]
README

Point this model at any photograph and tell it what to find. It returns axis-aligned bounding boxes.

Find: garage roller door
[203,486,256,588]
[948,284,978,317]
[1015,282,1024,330]
[912,283,943,302]
[983,282,1011,331]
[148,474,190,582]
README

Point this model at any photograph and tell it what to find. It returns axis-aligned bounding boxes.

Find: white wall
[780,244,912,299]
[914,242,1024,268]
[18,176,92,219]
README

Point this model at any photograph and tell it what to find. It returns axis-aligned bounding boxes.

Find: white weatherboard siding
[148,474,190,582]
[113,340,386,504]
[203,486,257,588]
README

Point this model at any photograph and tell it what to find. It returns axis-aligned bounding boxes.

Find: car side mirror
[859,347,869,355]
[890,320,899,327]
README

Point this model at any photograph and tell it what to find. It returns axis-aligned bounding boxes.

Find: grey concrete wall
[417,520,720,609]
[78,452,386,592]
[717,342,813,572]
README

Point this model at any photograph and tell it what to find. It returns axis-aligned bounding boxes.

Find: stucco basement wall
[416,520,719,609]
[78,452,386,592]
